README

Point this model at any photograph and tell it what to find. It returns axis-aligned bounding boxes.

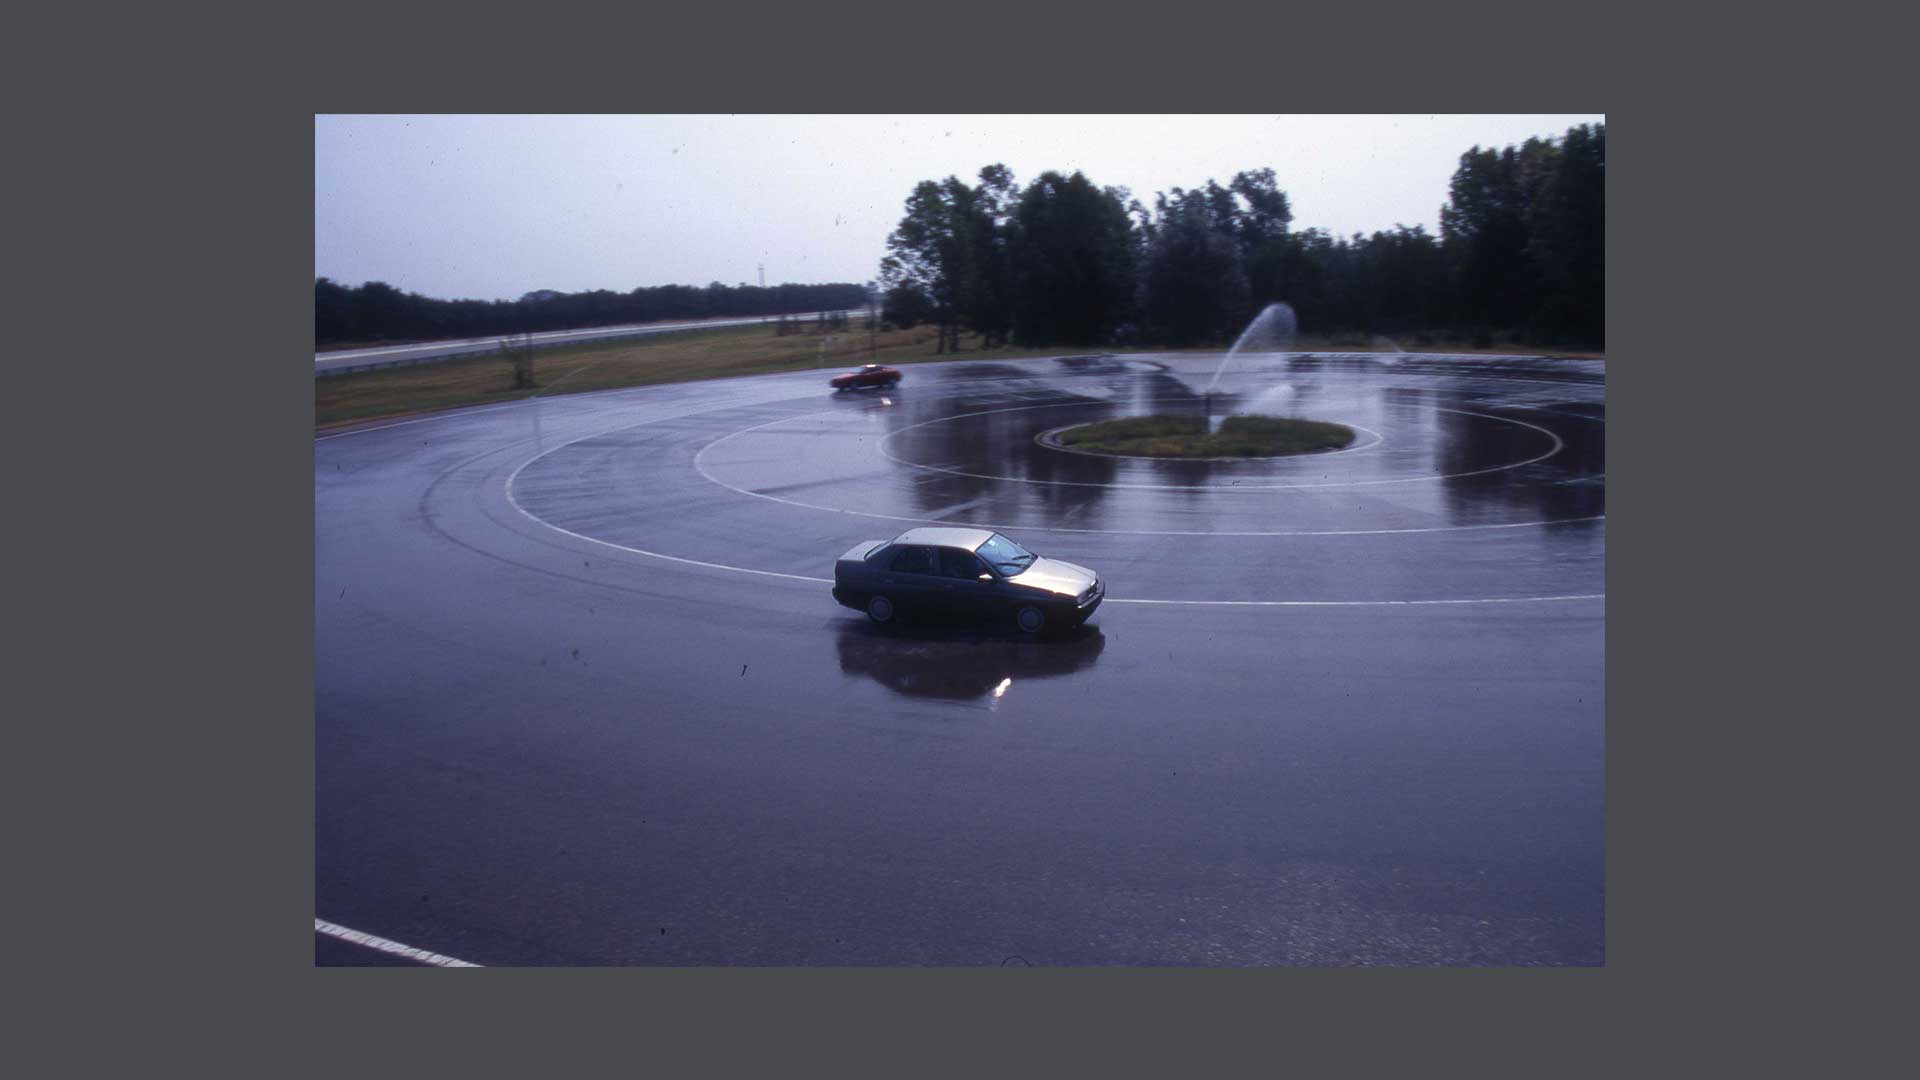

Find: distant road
[315,311,862,376]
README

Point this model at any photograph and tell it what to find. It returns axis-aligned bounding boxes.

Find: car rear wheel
[866,595,895,624]
[1015,605,1045,634]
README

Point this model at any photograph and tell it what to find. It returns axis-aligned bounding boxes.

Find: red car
[831,364,902,392]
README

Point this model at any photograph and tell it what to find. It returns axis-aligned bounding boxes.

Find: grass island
[1043,414,1356,459]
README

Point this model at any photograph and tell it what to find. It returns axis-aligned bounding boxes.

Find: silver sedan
[832,527,1104,634]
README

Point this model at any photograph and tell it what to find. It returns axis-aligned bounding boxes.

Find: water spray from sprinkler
[1205,303,1297,432]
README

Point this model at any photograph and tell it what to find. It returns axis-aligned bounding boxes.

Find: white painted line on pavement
[1108,594,1604,607]
[315,401,535,442]
[502,393,1604,604]
[332,361,1603,606]
[873,401,1565,490]
[315,918,483,967]
[689,403,1601,536]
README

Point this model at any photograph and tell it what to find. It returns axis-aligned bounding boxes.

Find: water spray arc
[1203,303,1297,432]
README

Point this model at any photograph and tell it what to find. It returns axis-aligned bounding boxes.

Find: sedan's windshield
[975,533,1036,575]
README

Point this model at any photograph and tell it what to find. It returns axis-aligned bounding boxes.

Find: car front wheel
[866,595,895,624]
[1015,605,1045,634]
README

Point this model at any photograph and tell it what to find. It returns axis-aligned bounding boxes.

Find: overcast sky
[315,114,1604,302]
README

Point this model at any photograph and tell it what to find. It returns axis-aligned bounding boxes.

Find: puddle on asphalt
[836,621,1106,702]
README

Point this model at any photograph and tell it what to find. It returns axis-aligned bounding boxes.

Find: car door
[882,545,941,610]
[936,547,996,616]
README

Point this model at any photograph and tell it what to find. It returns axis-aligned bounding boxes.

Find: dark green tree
[971,164,1018,347]
[1137,188,1250,346]
[1331,225,1449,336]
[316,279,867,347]
[1230,168,1294,311]
[1441,144,1538,342]
[881,283,934,328]
[1526,123,1605,346]
[1007,171,1137,346]
[880,180,963,351]
[315,278,354,342]
[880,166,1019,352]
[1438,123,1604,347]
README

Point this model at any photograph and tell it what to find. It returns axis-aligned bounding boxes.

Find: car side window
[889,546,934,575]
[938,548,988,580]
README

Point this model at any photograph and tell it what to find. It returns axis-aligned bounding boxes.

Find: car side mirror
[978,573,993,582]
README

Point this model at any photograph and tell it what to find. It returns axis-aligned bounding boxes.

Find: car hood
[1004,557,1098,598]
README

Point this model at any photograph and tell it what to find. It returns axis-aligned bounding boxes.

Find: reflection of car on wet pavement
[830,363,902,391]
[832,526,1103,634]
[836,623,1106,700]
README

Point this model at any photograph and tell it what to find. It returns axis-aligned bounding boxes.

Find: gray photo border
[30,0,1845,1072]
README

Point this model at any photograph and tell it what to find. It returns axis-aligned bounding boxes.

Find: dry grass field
[317,321,1049,430]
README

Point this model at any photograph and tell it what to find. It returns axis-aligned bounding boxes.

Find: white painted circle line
[871,401,1565,490]
[501,400,837,585]
[509,469,1602,604]
[503,498,1605,604]
[688,404,1600,536]
[698,459,1605,537]
[490,375,1603,605]
[505,488,833,585]
[315,918,482,967]
[1110,594,1604,607]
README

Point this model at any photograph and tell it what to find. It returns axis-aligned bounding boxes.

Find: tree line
[879,122,1604,350]
[315,279,871,347]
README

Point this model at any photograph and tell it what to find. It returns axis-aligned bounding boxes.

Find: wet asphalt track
[316,352,1605,966]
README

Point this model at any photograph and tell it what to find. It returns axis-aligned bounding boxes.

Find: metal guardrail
[317,341,554,377]
[317,341,514,377]
[315,312,862,378]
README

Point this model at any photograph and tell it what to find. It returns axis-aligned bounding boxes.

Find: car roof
[891,526,996,550]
